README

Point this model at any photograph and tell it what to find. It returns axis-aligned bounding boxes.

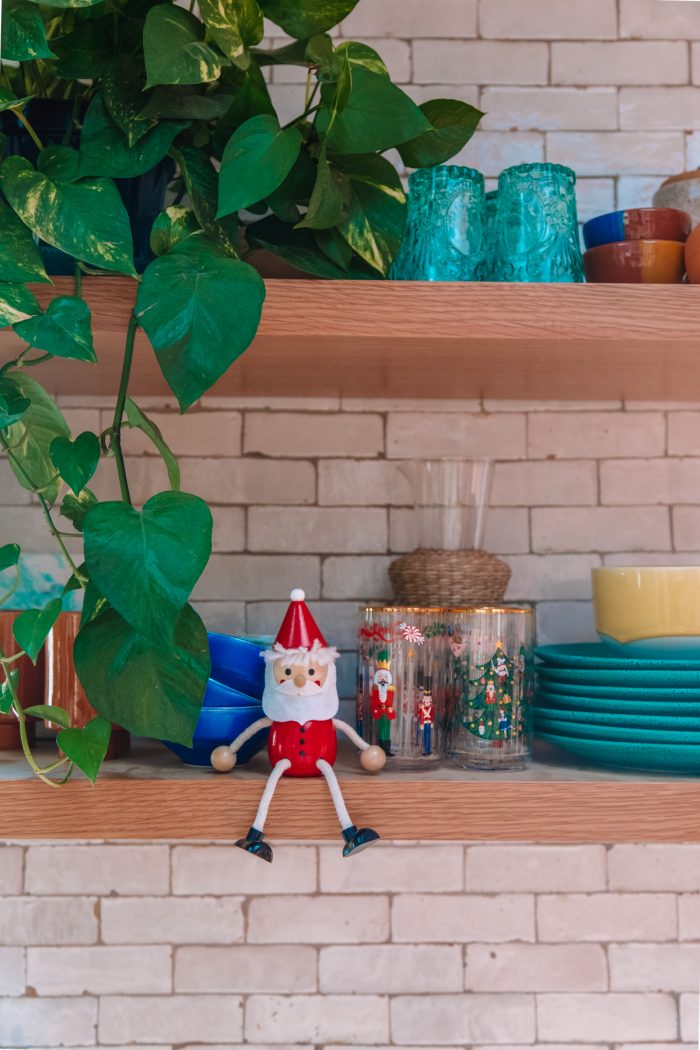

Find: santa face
[262,655,340,724]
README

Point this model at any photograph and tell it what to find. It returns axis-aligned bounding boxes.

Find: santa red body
[268,718,338,777]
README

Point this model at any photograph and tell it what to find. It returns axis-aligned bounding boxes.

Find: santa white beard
[262,659,340,724]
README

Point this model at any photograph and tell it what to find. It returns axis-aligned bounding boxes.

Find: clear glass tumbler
[398,459,494,551]
[391,165,487,281]
[491,163,584,283]
[357,606,449,769]
[447,606,535,770]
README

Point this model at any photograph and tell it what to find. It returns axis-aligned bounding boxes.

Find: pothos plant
[0,0,483,785]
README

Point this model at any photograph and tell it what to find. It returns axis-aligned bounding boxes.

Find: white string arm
[228,716,272,753]
[332,718,369,750]
[317,758,353,831]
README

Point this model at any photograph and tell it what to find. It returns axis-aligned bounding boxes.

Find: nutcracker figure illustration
[417,680,434,755]
[210,590,386,863]
[371,652,396,756]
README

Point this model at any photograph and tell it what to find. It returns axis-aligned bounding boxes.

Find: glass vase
[447,606,535,770]
[398,459,494,550]
[491,163,584,283]
[357,606,450,770]
[391,165,487,281]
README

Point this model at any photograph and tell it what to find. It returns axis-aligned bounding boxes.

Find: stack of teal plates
[535,643,700,773]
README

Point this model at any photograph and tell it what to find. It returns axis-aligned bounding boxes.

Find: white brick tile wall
[392,894,536,943]
[551,42,689,85]
[320,945,464,994]
[479,0,617,40]
[244,413,383,458]
[0,997,98,1047]
[26,946,172,995]
[412,41,548,86]
[99,995,244,1045]
[466,845,607,892]
[245,995,390,1044]
[174,946,317,993]
[172,845,317,895]
[537,994,678,1042]
[609,943,700,991]
[480,88,618,132]
[465,943,608,992]
[101,897,245,945]
[537,894,678,942]
[390,993,536,1045]
[247,895,390,944]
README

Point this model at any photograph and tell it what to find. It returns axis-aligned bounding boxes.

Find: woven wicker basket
[388,548,511,606]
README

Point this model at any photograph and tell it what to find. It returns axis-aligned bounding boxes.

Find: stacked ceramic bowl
[163,634,269,766]
[582,207,691,283]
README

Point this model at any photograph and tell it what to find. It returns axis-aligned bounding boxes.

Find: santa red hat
[263,589,339,666]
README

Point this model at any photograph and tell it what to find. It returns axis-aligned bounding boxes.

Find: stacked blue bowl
[164,634,270,766]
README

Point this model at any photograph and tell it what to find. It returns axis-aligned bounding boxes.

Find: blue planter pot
[164,705,268,767]
[207,633,266,699]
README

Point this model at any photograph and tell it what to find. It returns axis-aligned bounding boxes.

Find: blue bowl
[207,633,265,699]
[203,677,260,708]
[163,704,268,767]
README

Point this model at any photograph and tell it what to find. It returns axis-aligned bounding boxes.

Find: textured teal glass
[391,165,486,281]
[492,163,584,283]
[482,189,499,281]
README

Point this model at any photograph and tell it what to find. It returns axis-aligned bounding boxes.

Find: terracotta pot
[46,612,130,760]
[0,611,42,749]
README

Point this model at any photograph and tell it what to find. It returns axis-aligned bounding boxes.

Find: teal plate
[536,687,700,715]
[536,713,700,744]
[534,705,700,730]
[537,730,700,773]
[535,676,700,700]
[536,664,700,687]
[536,643,700,670]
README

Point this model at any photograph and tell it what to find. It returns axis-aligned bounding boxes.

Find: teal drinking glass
[491,163,584,283]
[391,165,487,281]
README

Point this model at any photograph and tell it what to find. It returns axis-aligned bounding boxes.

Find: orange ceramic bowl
[584,239,686,283]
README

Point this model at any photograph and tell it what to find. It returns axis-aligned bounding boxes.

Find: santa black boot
[341,824,380,858]
[235,826,273,863]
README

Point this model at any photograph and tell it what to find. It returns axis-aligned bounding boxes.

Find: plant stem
[0,646,71,788]
[281,103,321,131]
[19,353,52,368]
[13,108,44,152]
[31,61,46,97]
[110,312,138,506]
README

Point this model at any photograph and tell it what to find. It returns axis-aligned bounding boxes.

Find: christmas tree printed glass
[358,607,449,769]
[491,163,584,283]
[447,606,535,770]
[391,165,487,281]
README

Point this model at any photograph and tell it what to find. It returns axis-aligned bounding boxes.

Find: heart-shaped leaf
[0,544,20,573]
[218,113,301,216]
[170,145,238,255]
[334,41,389,78]
[0,378,31,428]
[3,372,70,505]
[60,488,97,531]
[0,671,18,715]
[50,19,112,78]
[0,155,136,276]
[102,55,155,147]
[73,603,209,746]
[295,146,351,230]
[124,399,180,490]
[83,490,212,647]
[259,0,359,37]
[335,153,407,275]
[1,0,56,60]
[139,86,234,122]
[79,93,188,179]
[325,66,431,154]
[24,703,70,728]
[50,432,100,494]
[0,200,49,283]
[57,716,111,783]
[199,0,263,69]
[37,146,81,184]
[13,597,62,664]
[211,64,274,154]
[135,235,265,410]
[246,214,374,278]
[0,87,35,112]
[150,207,198,257]
[399,99,484,168]
[0,282,40,327]
[144,5,222,88]
[14,296,96,363]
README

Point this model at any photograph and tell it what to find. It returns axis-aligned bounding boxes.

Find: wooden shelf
[3,741,700,841]
[5,278,700,401]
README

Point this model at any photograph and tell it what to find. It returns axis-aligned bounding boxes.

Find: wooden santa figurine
[211,589,386,862]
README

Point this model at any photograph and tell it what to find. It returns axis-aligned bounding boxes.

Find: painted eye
[285,668,292,676]
[308,668,315,676]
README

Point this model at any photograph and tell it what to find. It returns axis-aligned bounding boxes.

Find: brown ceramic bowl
[584,239,686,283]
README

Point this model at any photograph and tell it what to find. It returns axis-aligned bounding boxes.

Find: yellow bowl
[592,567,700,656]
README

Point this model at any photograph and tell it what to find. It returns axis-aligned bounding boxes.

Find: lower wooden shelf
[2,741,699,841]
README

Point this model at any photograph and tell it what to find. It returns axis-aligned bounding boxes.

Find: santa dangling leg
[317,758,380,857]
[235,757,291,862]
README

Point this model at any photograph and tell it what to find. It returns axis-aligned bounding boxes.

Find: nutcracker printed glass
[391,165,487,281]
[358,607,449,769]
[447,606,535,770]
[491,163,584,283]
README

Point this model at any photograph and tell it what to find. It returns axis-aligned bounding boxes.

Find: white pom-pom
[290,588,305,602]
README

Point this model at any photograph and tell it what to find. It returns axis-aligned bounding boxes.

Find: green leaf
[0,87,34,112]
[199,0,263,69]
[74,602,209,746]
[50,20,112,79]
[0,376,31,429]
[57,716,111,783]
[399,99,484,168]
[135,235,265,410]
[50,432,100,494]
[296,146,351,230]
[246,214,373,278]
[79,93,188,179]
[3,372,70,505]
[305,33,338,78]
[124,398,180,491]
[83,490,212,647]
[336,153,406,275]
[13,598,62,664]
[60,488,97,531]
[144,5,222,88]
[334,40,389,78]
[252,38,308,67]
[314,227,352,270]
[27,0,107,8]
[140,85,234,122]
[0,282,40,327]
[218,113,301,216]
[0,671,18,715]
[325,66,431,153]
[0,155,136,276]
[24,703,70,728]
[13,296,96,362]
[102,55,155,147]
[0,544,20,573]
[37,145,81,183]
[171,145,237,254]
[259,0,359,37]
[266,148,316,222]
[150,206,198,256]
[1,1,56,60]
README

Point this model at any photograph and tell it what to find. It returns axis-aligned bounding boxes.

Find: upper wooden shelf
[3,741,700,841]
[5,277,700,402]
